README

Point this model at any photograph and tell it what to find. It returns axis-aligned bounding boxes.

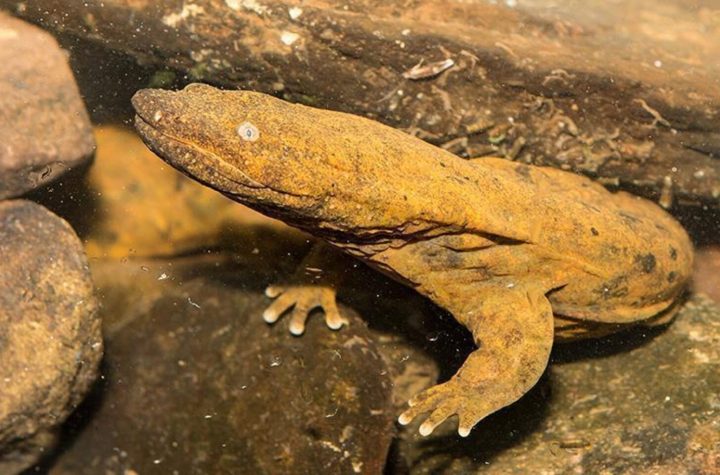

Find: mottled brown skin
[132,84,693,437]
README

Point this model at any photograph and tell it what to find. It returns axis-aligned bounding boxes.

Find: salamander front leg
[263,285,347,335]
[398,285,554,437]
[263,242,348,336]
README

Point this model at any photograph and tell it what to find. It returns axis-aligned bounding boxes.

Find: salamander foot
[263,285,348,335]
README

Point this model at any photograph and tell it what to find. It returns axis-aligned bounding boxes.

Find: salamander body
[133,84,693,437]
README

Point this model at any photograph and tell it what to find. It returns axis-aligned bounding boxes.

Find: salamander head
[133,83,461,242]
[132,83,335,224]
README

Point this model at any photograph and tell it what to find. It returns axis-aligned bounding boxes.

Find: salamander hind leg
[398,285,554,437]
[264,285,347,335]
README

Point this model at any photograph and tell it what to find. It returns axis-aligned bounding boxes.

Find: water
[2,1,718,474]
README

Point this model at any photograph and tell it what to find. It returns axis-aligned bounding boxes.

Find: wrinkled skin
[132,84,693,437]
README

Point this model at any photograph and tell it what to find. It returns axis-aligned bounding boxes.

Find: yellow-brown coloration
[132,84,693,437]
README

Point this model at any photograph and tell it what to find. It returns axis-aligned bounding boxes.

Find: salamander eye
[237,122,260,142]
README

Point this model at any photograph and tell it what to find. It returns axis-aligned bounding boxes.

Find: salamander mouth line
[135,114,315,202]
[135,114,266,190]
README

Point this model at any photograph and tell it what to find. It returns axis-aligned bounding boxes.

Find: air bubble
[426,332,441,342]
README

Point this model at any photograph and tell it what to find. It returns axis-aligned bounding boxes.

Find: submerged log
[1,0,718,209]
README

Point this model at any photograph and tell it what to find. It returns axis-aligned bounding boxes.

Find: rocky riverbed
[0,2,718,474]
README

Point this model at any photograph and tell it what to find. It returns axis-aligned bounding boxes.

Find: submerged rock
[48,253,395,475]
[0,13,94,199]
[0,200,101,473]
[694,246,720,304]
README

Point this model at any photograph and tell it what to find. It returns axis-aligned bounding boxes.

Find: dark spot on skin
[503,329,524,348]
[602,244,623,258]
[595,276,629,299]
[635,253,656,273]
[669,246,677,260]
[591,227,599,236]
[444,251,463,269]
[517,353,547,386]
[425,244,463,269]
[514,164,534,183]
[667,271,677,283]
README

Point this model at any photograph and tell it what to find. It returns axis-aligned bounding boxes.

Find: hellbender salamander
[132,84,693,437]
